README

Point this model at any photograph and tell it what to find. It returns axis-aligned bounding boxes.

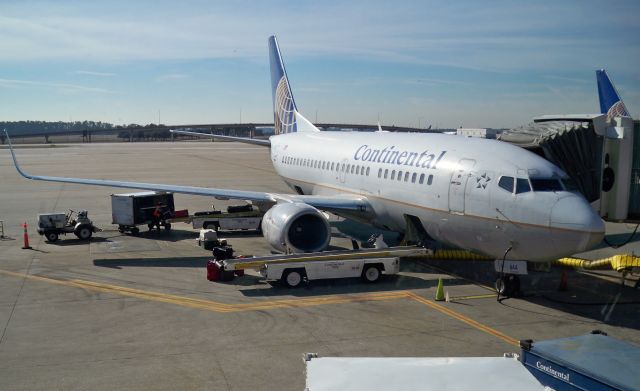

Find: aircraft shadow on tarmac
[93,256,211,269]
[424,259,640,330]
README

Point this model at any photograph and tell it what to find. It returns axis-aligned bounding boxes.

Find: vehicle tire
[130,227,140,235]
[118,226,125,233]
[362,265,381,283]
[75,225,93,240]
[213,223,220,232]
[148,223,154,230]
[164,223,171,231]
[282,269,304,288]
[203,222,211,229]
[45,231,59,242]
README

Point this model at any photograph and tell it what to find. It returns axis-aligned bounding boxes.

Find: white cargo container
[111,191,175,234]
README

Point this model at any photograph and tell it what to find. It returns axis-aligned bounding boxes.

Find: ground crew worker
[151,202,163,230]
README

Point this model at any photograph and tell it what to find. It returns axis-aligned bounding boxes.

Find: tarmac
[0,141,639,390]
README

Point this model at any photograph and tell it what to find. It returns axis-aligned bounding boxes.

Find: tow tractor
[206,245,430,287]
[37,209,100,242]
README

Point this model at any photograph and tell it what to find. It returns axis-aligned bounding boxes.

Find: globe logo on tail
[274,76,297,134]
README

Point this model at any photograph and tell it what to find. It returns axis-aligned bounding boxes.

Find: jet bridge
[500,115,639,222]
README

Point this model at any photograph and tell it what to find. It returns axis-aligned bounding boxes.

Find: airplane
[596,69,631,119]
[6,36,605,294]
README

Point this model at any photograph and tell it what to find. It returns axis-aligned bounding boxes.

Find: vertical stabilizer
[596,69,630,119]
[268,36,318,134]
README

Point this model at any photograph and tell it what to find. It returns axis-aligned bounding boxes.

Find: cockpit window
[561,178,579,192]
[530,178,563,191]
[515,178,531,194]
[498,176,514,193]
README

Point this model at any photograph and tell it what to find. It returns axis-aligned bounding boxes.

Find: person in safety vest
[151,202,163,231]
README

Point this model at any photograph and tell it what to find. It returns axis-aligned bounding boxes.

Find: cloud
[0,78,115,94]
[75,70,115,77]
[156,74,189,82]
[0,1,637,74]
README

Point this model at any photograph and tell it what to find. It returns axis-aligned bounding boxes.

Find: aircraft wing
[5,131,369,214]
[170,129,271,146]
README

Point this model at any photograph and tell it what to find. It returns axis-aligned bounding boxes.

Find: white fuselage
[269,131,605,262]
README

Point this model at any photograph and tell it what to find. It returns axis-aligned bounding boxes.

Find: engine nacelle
[261,203,331,253]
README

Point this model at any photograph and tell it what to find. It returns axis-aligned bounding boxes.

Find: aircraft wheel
[495,274,520,297]
[362,265,381,283]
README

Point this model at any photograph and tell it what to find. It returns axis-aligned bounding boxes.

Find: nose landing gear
[495,274,521,297]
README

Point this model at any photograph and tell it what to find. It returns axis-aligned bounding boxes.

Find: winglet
[3,130,33,179]
[596,69,630,119]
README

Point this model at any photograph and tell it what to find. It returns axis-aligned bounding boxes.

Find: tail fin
[268,35,318,134]
[596,69,630,119]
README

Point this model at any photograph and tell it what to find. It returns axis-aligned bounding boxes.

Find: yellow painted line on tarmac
[0,269,405,313]
[405,292,519,346]
[0,268,518,346]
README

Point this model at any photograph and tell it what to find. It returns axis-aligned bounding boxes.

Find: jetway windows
[499,176,514,193]
[531,178,562,192]
[516,178,531,194]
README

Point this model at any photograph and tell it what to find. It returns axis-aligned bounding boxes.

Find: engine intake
[261,203,331,253]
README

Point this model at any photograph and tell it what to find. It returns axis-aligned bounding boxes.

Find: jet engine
[261,202,331,253]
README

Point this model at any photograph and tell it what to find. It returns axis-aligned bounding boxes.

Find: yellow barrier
[554,254,640,272]
[413,248,638,273]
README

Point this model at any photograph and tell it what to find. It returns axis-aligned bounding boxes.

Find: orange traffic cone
[21,222,32,250]
[558,271,568,291]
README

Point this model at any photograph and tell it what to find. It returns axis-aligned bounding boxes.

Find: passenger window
[397,171,402,181]
[330,162,334,171]
[378,168,382,178]
[356,166,360,175]
[427,175,433,185]
[419,173,425,184]
[391,170,396,180]
[341,163,345,172]
[499,176,514,193]
[411,173,416,183]
[366,167,370,176]
[384,169,388,179]
[351,165,355,174]
[516,178,531,194]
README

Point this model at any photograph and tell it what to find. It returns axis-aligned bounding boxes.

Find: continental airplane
[6,36,605,268]
[596,69,630,119]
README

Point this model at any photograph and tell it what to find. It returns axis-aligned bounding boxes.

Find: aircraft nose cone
[551,195,605,251]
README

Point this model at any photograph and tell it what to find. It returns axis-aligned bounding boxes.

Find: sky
[0,0,638,129]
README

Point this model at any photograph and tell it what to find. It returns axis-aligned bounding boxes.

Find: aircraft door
[339,158,348,184]
[449,158,476,214]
